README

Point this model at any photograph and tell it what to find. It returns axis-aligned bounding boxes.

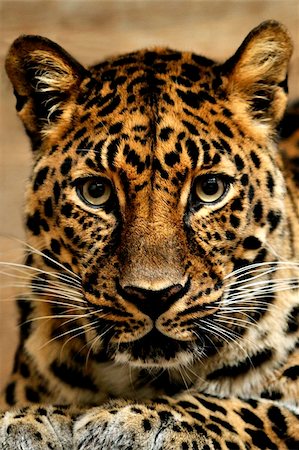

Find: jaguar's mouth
[112,329,199,368]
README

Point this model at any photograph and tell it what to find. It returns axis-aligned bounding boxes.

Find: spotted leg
[0,405,81,450]
[74,393,299,450]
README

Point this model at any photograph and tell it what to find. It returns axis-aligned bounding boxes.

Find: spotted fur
[1,20,299,449]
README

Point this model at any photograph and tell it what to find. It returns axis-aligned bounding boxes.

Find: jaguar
[0,20,298,449]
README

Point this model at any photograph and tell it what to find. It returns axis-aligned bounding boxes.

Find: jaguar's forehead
[57,49,238,183]
[85,47,220,128]
[90,47,216,88]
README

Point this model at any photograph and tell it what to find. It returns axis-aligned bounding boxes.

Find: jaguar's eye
[77,178,112,207]
[194,175,227,204]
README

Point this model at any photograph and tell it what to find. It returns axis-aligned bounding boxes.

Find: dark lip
[114,328,193,363]
[93,316,223,365]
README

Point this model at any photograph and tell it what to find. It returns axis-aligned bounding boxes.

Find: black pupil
[201,177,219,195]
[88,181,105,198]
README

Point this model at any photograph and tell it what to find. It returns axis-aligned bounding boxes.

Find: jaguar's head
[6,21,293,367]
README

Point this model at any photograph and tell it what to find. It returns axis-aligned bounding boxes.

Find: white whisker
[226,278,298,292]
[225,267,299,288]
[18,240,81,281]
[214,315,258,328]
[21,307,105,327]
[0,262,81,287]
[85,324,115,369]
[226,285,298,303]
[200,318,256,355]
[1,283,85,304]
[59,322,100,359]
[0,294,85,310]
[40,320,99,350]
[224,261,299,280]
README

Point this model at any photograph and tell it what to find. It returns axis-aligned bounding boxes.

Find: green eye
[77,178,112,207]
[194,175,227,204]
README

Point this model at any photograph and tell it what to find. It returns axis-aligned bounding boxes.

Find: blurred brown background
[0,0,298,392]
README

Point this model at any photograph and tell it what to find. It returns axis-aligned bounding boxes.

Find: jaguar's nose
[117,279,190,321]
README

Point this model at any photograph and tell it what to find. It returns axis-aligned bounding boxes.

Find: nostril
[123,284,183,301]
[122,286,149,301]
[116,279,190,321]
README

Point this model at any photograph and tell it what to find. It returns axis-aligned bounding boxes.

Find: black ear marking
[279,101,299,140]
[14,89,28,112]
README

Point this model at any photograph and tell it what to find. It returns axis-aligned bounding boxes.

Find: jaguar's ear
[223,21,293,126]
[5,35,87,139]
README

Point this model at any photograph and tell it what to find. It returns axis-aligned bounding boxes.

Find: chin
[110,329,201,369]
